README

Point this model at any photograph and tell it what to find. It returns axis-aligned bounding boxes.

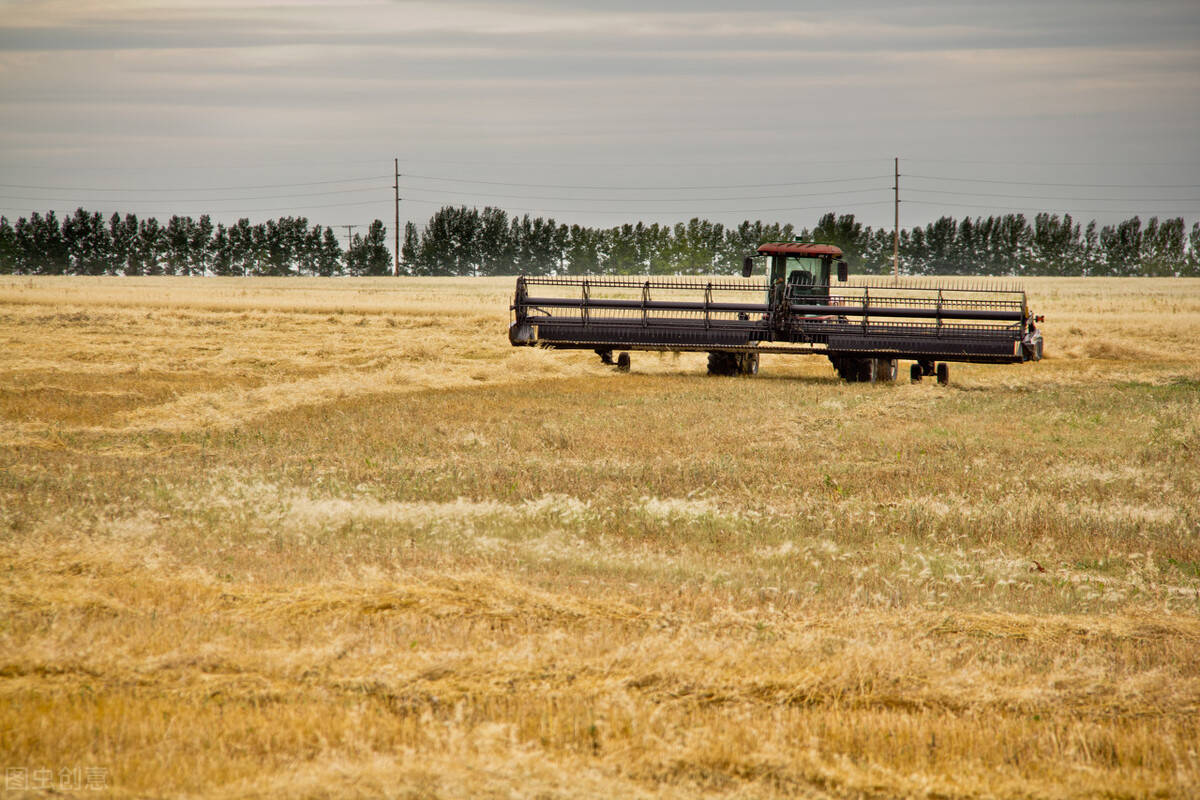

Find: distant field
[1,275,1198,799]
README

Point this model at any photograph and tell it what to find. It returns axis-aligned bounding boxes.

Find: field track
[2,276,1199,798]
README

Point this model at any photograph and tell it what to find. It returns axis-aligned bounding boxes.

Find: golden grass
[1,275,1199,798]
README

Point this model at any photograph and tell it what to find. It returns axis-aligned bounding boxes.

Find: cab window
[786,257,819,286]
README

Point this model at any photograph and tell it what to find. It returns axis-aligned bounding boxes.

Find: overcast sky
[2,0,1198,236]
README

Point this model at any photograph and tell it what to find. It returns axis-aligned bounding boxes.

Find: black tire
[910,363,922,383]
[830,355,870,383]
[936,362,949,385]
[616,352,631,372]
[738,353,760,376]
[707,351,738,376]
[874,358,897,382]
[856,358,876,383]
[706,351,722,375]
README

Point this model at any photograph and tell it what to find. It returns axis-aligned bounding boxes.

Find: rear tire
[874,358,897,382]
[738,353,759,376]
[936,362,949,385]
[910,363,922,383]
[616,352,631,372]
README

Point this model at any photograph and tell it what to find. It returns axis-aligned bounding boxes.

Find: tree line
[403,206,1200,277]
[3,205,1199,277]
[0,209,391,276]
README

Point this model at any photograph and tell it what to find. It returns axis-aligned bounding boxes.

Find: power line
[8,168,1195,197]
[0,176,391,193]
[394,195,896,215]
[2,194,894,219]
[395,182,891,203]
[22,154,1198,171]
[904,200,1200,215]
[907,174,1200,189]
[4,155,898,172]
[6,155,1198,223]
[5,157,393,172]
[0,198,385,215]
[905,157,1200,167]
[0,187,391,204]
[396,156,895,168]
[905,188,1200,203]
[399,173,891,191]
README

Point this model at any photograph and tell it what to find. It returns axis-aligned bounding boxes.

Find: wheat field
[1,275,1198,799]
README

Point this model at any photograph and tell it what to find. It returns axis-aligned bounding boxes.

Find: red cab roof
[757,242,843,258]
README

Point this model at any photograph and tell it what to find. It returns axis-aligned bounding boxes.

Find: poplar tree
[1141,217,1186,276]
[0,217,16,274]
[211,224,234,276]
[189,214,214,276]
[1100,217,1142,276]
[134,218,165,276]
[478,207,513,276]
[109,213,137,275]
[1189,223,1200,276]
[401,222,421,275]
[319,227,342,277]
[358,219,391,275]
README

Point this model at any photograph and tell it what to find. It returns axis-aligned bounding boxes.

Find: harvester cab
[753,241,846,308]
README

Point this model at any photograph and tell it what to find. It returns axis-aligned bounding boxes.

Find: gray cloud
[1,0,1197,230]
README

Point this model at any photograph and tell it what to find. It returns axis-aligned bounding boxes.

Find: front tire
[874,358,897,382]
[830,356,869,382]
[856,358,876,383]
[707,351,739,376]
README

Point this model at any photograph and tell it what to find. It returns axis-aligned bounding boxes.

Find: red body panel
[757,242,843,258]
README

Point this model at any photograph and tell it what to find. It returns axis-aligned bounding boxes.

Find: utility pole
[340,225,360,274]
[393,157,401,277]
[892,156,900,281]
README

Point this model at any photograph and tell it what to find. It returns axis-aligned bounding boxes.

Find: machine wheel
[910,363,922,383]
[616,352,631,372]
[874,358,897,382]
[707,351,739,376]
[595,349,614,365]
[936,362,949,385]
[856,358,876,383]
[830,356,871,383]
[738,353,760,376]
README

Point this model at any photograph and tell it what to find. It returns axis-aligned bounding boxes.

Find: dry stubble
[1,275,1199,798]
